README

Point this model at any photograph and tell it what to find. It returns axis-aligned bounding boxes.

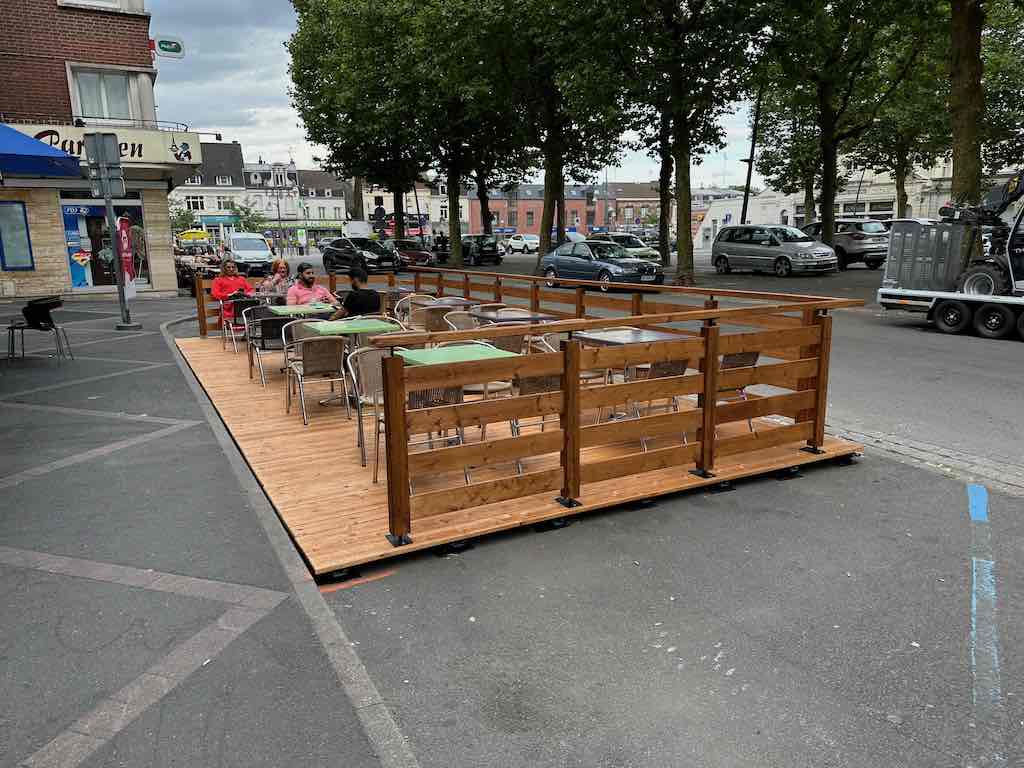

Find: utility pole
[84,132,141,330]
[740,84,764,225]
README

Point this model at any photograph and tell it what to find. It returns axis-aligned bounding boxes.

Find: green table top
[268,303,334,316]
[306,319,401,335]
[397,345,519,366]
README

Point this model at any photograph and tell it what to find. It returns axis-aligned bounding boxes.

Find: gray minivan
[711,225,837,277]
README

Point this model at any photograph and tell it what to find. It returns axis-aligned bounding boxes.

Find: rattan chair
[395,294,436,329]
[444,311,479,331]
[283,329,349,425]
[718,351,761,434]
[510,372,562,474]
[241,304,287,386]
[346,345,390,477]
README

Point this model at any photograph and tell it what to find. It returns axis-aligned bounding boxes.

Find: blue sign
[62,207,90,287]
[200,214,239,225]
[493,226,517,234]
[590,226,609,233]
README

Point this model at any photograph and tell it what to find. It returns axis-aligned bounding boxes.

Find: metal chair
[395,294,435,329]
[241,304,286,386]
[510,372,562,474]
[221,297,260,353]
[283,329,350,425]
[474,303,506,316]
[718,351,761,434]
[444,311,479,331]
[6,298,72,360]
[423,305,453,333]
[630,358,691,451]
[346,345,390,476]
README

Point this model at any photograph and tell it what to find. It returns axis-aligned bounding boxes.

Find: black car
[461,234,503,267]
[322,236,399,274]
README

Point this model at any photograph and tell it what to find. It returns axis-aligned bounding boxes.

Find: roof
[197,142,244,186]
[297,169,351,199]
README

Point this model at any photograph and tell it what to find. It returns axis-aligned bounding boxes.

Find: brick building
[0,0,200,298]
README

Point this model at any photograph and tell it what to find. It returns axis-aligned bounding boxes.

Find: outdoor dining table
[396,344,518,366]
[411,296,476,308]
[268,303,335,317]
[468,308,559,324]
[305,318,401,336]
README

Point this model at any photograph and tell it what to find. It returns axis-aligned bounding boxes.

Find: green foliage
[225,200,268,233]
[168,199,197,233]
[755,82,823,197]
[982,0,1024,173]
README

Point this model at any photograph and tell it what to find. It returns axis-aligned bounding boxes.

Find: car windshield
[769,226,815,243]
[858,221,887,234]
[232,237,269,253]
[468,236,497,247]
[350,238,388,255]
[612,234,646,248]
[590,242,630,259]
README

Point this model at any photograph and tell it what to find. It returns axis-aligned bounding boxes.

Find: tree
[980,0,1024,174]
[755,83,823,224]
[950,0,984,202]
[770,0,938,243]
[846,39,951,218]
[289,0,429,241]
[225,200,268,233]
[168,199,197,233]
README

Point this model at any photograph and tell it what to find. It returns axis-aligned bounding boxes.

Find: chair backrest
[407,384,463,410]
[423,305,452,333]
[281,318,313,347]
[22,303,56,330]
[539,332,563,353]
[398,294,435,327]
[475,303,506,312]
[649,358,689,378]
[516,372,562,396]
[720,351,760,371]
[347,346,390,403]
[485,322,526,354]
[299,335,346,376]
[495,307,533,318]
[444,311,478,331]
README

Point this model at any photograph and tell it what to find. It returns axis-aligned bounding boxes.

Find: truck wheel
[957,264,1009,296]
[973,303,1015,339]
[933,299,971,334]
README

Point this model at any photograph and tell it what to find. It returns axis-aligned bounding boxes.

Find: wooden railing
[379,306,836,546]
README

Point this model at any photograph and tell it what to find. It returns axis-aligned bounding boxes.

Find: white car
[505,233,541,253]
[590,231,660,261]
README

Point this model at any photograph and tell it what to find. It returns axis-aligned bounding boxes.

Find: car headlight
[361,250,375,260]
[608,264,624,273]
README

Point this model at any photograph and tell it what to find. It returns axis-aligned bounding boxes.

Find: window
[185,175,202,185]
[526,211,535,227]
[0,202,34,270]
[508,193,518,209]
[844,202,866,213]
[439,184,447,196]
[318,206,326,219]
[216,175,232,186]
[75,69,131,119]
[586,209,595,226]
[507,210,518,226]
[869,200,894,212]
[216,196,232,210]
[334,207,343,219]
[251,174,262,185]
[795,205,805,215]
[185,196,205,211]
[440,205,448,221]
[324,188,332,198]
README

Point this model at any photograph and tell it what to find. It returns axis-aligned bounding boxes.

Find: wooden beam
[579,338,706,370]
[717,325,821,355]
[406,391,562,433]
[695,323,719,476]
[632,292,644,315]
[560,340,582,502]
[715,389,816,425]
[581,408,704,448]
[717,358,819,391]
[411,468,563,519]
[579,373,704,410]
[808,314,833,449]
[575,287,585,318]
[530,282,541,311]
[382,355,412,544]
[403,351,562,390]
[408,430,562,474]
[581,442,701,484]
[716,421,814,457]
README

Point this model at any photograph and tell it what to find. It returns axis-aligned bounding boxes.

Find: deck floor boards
[177,336,861,576]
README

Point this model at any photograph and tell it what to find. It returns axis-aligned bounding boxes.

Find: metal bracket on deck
[689,469,715,479]
[800,446,826,455]
[555,496,582,508]
[385,533,413,547]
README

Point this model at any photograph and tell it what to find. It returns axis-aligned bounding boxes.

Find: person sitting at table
[209,260,253,321]
[287,263,339,306]
[259,258,291,297]
[329,267,381,319]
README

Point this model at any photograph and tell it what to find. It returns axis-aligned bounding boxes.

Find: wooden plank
[538,288,573,306]
[574,287,585,317]
[195,277,209,336]
[502,284,531,300]
[796,309,818,424]
[402,351,562,389]
[717,325,821,355]
[579,338,705,370]
[717,358,818,391]
[581,442,701,484]
[716,421,814,457]
[463,273,471,298]
[715,389,816,424]
[696,324,719,474]
[382,355,411,541]
[406,391,562,432]
[494,276,503,302]
[530,282,541,311]
[579,373,704,409]
[561,340,582,501]
[631,293,644,315]
[408,430,562,474]
[411,468,563,519]
[809,314,832,448]
[469,281,492,295]
[581,408,703,448]
[583,293,634,312]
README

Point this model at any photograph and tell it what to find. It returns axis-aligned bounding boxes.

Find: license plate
[640,274,656,281]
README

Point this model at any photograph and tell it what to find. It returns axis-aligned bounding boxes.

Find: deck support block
[385,533,413,547]
[775,466,802,480]
[800,446,826,455]
[555,496,582,509]
[835,453,860,466]
[689,468,715,479]
[434,539,473,556]
[707,480,735,493]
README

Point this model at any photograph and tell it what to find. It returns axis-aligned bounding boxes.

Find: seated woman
[209,260,253,322]
[259,258,291,297]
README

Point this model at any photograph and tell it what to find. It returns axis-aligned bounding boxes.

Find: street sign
[152,35,185,59]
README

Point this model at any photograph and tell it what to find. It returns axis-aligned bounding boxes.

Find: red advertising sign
[116,216,134,280]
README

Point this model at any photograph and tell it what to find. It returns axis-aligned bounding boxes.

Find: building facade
[297,170,349,242]
[167,141,245,243]
[241,160,299,242]
[0,0,201,298]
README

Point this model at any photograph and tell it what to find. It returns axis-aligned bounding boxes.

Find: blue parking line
[969,484,989,522]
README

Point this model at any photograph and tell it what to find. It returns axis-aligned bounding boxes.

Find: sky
[149,0,762,189]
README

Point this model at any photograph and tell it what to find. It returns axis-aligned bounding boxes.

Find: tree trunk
[476,170,493,235]
[556,174,566,244]
[803,175,816,225]
[950,0,985,203]
[657,112,674,267]
[350,177,364,220]
[673,129,694,285]
[894,161,909,218]
[392,190,405,239]
[536,145,561,274]
[447,168,463,267]
[819,139,838,245]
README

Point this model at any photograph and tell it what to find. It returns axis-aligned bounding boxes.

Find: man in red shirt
[209,260,254,321]
[287,263,339,307]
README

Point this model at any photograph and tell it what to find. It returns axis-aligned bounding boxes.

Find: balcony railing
[0,112,190,132]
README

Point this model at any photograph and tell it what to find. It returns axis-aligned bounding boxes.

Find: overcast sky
[149,0,762,189]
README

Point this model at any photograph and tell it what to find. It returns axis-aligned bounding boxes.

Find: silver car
[803,218,888,270]
[712,225,837,277]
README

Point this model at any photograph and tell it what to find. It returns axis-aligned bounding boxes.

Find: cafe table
[268,303,335,317]
[396,344,518,366]
[305,318,401,335]
[411,296,476,308]
[469,308,559,324]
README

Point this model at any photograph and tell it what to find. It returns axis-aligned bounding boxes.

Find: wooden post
[558,339,582,506]
[530,282,541,312]
[575,287,586,318]
[494,276,503,302]
[413,272,422,293]
[692,321,720,478]
[796,308,818,425]
[704,297,718,310]
[328,273,337,294]
[196,276,208,337]
[805,313,833,453]
[463,273,471,299]
[387,271,396,287]
[435,272,444,297]
[631,292,643,316]
[382,355,412,545]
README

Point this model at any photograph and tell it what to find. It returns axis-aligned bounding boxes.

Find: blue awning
[0,124,81,178]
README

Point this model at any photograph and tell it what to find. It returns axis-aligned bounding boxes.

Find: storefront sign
[152,35,185,59]
[14,125,202,167]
